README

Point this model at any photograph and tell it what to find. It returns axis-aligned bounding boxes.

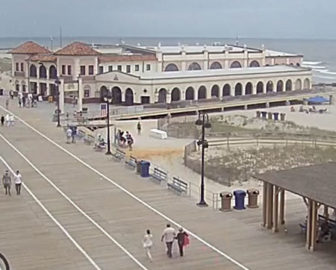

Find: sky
[0,0,335,39]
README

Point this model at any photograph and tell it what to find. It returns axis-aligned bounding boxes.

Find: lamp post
[195,111,211,207]
[55,78,61,127]
[103,92,112,155]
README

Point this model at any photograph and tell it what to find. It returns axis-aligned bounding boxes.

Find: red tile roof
[55,42,100,56]
[99,54,157,63]
[29,54,57,62]
[10,41,51,55]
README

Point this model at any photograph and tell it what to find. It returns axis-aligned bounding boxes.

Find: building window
[108,65,113,72]
[84,89,90,97]
[135,65,139,71]
[21,63,24,71]
[88,65,94,75]
[117,65,122,72]
[146,64,151,71]
[16,63,19,71]
[98,66,104,74]
[80,66,85,75]
[67,65,72,75]
[62,65,66,75]
[126,65,131,73]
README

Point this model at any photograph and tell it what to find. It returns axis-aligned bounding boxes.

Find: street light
[55,78,61,127]
[195,111,211,207]
[103,91,113,155]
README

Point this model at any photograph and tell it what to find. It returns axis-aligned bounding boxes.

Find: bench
[112,148,125,161]
[93,142,106,151]
[125,155,137,169]
[151,167,167,183]
[84,134,95,145]
[318,215,336,239]
[167,177,188,195]
[150,129,167,139]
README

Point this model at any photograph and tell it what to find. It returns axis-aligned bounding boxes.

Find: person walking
[66,127,72,144]
[137,121,141,135]
[176,228,189,257]
[161,224,176,258]
[5,98,9,109]
[71,127,76,143]
[1,115,4,126]
[2,170,11,196]
[14,170,22,195]
[5,114,10,127]
[142,229,153,262]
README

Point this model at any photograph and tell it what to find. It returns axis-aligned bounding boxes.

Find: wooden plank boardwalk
[0,100,336,270]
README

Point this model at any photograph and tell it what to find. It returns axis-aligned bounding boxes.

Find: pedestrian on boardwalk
[126,131,134,151]
[5,98,9,109]
[143,229,153,262]
[1,115,4,126]
[161,224,176,258]
[176,228,189,257]
[14,170,22,195]
[4,114,10,127]
[71,127,76,143]
[66,127,72,144]
[137,121,141,135]
[2,170,11,196]
[22,96,26,107]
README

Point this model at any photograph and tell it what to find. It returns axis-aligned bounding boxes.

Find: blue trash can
[261,111,267,119]
[233,190,246,210]
[273,112,279,121]
[140,161,150,177]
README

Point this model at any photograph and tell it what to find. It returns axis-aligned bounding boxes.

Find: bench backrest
[129,155,137,163]
[172,176,188,190]
[116,149,126,156]
[153,167,167,181]
[86,134,95,141]
[318,215,336,227]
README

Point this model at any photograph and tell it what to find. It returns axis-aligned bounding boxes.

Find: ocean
[0,36,335,83]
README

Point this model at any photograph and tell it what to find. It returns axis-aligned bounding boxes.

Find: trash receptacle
[140,161,150,177]
[136,160,142,174]
[261,111,267,119]
[267,112,273,120]
[233,190,246,210]
[247,189,259,208]
[220,192,232,211]
[273,112,279,121]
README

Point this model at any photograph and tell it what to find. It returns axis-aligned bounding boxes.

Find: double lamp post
[195,112,211,207]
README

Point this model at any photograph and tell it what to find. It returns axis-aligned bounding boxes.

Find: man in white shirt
[14,170,22,195]
[161,224,176,258]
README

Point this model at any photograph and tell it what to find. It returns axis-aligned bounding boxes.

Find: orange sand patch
[125,148,183,160]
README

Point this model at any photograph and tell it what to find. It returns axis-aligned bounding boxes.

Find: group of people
[66,126,77,144]
[2,170,23,196]
[18,92,37,108]
[117,130,134,150]
[143,224,189,262]
[1,114,15,127]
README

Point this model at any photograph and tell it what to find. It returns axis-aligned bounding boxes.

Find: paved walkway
[0,97,336,270]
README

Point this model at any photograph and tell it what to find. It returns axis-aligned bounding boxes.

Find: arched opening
[188,62,201,71]
[296,63,301,67]
[30,64,37,77]
[223,84,231,96]
[234,83,242,96]
[164,63,179,72]
[185,87,194,100]
[125,88,134,105]
[285,80,292,91]
[249,60,260,67]
[171,87,181,102]
[245,82,252,95]
[211,85,219,98]
[295,79,302,90]
[112,86,122,104]
[276,80,284,92]
[210,62,222,69]
[256,82,264,94]
[266,81,274,92]
[198,86,207,99]
[49,65,57,79]
[100,86,109,102]
[158,88,167,103]
[230,61,242,68]
[39,65,47,78]
[304,78,310,89]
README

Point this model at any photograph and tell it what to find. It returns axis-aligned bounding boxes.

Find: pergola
[256,162,336,251]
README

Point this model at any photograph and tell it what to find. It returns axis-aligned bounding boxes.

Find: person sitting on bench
[95,134,106,149]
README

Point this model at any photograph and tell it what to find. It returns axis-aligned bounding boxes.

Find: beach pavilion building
[10,41,312,112]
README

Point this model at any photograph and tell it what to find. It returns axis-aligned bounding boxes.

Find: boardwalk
[0,99,336,270]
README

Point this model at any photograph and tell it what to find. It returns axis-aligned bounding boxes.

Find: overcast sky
[0,0,335,39]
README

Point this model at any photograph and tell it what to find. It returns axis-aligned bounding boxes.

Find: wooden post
[306,199,312,251]
[280,189,285,225]
[273,186,279,232]
[262,182,267,227]
[310,201,318,252]
[266,184,274,229]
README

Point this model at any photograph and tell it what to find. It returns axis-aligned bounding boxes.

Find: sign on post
[100,103,107,117]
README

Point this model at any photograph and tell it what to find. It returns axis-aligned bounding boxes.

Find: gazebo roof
[256,162,336,208]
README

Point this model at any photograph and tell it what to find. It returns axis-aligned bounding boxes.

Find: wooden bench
[149,129,168,139]
[125,155,137,169]
[112,148,125,161]
[151,167,167,183]
[167,177,188,195]
[84,134,95,145]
